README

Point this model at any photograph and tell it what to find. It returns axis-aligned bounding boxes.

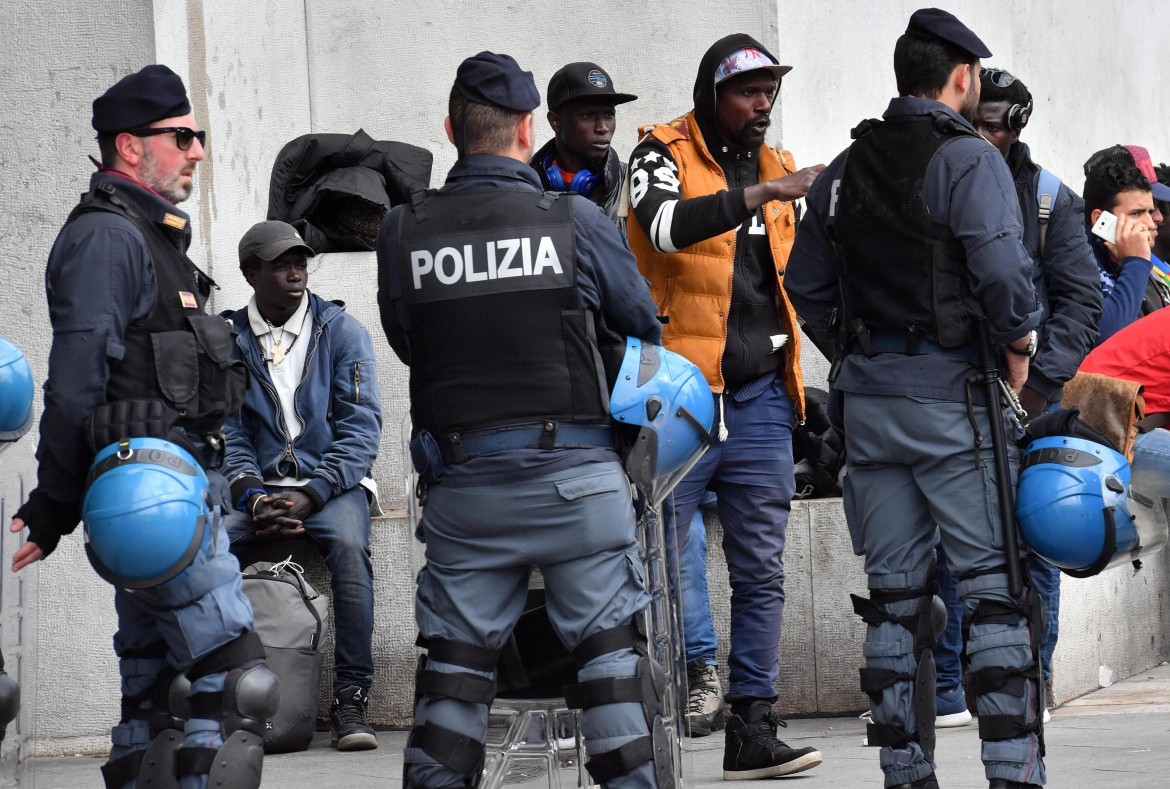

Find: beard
[140,146,194,204]
[959,82,980,122]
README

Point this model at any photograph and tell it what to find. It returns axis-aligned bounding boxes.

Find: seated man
[222,220,383,751]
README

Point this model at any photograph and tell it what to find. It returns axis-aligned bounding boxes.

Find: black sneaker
[331,686,378,751]
[892,774,940,789]
[989,781,1042,789]
[722,700,822,780]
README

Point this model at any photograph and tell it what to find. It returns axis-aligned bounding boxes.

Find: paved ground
[19,662,1170,787]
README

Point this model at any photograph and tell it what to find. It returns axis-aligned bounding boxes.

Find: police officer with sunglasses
[10,64,275,788]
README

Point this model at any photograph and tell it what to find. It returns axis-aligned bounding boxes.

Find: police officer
[530,61,637,224]
[787,9,1046,789]
[0,335,33,745]
[8,65,276,789]
[929,66,1104,729]
[377,52,670,788]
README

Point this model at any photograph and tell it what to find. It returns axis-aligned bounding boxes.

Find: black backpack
[241,558,330,753]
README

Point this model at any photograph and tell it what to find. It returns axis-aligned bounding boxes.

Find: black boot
[989,780,1042,788]
[723,700,822,780]
[330,686,378,751]
[891,774,940,788]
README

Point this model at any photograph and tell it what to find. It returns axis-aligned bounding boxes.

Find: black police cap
[906,8,993,59]
[455,51,540,112]
[92,64,192,134]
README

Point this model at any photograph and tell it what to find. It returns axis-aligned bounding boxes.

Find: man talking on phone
[1082,145,1168,342]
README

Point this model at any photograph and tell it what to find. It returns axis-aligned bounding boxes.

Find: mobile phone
[1092,211,1118,245]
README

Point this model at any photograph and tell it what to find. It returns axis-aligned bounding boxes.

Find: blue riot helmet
[0,336,35,443]
[610,337,714,506]
[82,437,210,589]
[1016,435,1141,577]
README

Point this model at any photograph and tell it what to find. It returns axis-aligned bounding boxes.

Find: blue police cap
[92,64,192,134]
[906,8,992,59]
[455,52,540,112]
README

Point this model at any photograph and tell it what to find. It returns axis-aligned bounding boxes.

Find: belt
[438,422,615,465]
[852,332,977,359]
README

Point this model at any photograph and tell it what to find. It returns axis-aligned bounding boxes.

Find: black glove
[13,490,81,559]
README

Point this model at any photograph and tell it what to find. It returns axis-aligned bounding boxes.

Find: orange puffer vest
[626,110,804,418]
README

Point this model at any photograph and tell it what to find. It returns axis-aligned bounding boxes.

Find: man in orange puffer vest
[626,32,825,781]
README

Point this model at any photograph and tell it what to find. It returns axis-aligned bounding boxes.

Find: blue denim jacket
[222,292,382,510]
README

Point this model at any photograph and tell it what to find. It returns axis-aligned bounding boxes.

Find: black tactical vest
[398,189,609,437]
[67,184,246,460]
[834,112,983,348]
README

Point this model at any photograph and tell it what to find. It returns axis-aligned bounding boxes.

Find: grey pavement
[21,662,1170,788]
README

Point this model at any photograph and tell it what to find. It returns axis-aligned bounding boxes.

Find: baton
[977,318,1024,598]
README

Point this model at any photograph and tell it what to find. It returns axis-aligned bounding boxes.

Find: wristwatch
[1005,330,1038,358]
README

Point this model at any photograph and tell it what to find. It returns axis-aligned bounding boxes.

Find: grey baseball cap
[238,220,315,265]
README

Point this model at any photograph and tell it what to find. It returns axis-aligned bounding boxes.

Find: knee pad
[852,580,947,762]
[177,729,265,789]
[102,729,184,789]
[564,652,677,789]
[175,672,274,789]
[186,631,278,737]
[101,644,188,789]
[0,669,18,733]
[177,632,275,788]
[962,580,1045,753]
[222,662,281,737]
[407,636,500,780]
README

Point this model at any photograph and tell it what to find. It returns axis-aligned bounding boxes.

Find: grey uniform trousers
[843,393,1046,787]
[406,458,659,789]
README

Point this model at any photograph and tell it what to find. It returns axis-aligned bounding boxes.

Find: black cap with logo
[547,62,637,112]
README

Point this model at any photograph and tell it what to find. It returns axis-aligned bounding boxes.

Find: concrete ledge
[19,496,1170,755]
[295,496,1170,726]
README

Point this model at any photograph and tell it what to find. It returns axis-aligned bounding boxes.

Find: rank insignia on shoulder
[178,291,198,309]
[163,213,187,230]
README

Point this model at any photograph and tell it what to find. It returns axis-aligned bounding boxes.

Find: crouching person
[9,65,277,788]
[221,220,383,751]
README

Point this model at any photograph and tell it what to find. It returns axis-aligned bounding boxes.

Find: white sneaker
[936,685,973,728]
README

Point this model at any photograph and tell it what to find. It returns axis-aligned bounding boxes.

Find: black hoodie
[628,33,790,390]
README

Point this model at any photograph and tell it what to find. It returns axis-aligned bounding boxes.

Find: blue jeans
[669,374,795,700]
[1133,428,1170,497]
[936,549,1060,688]
[680,494,719,665]
[226,486,375,693]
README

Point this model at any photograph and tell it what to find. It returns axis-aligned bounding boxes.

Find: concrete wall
[3,0,1170,756]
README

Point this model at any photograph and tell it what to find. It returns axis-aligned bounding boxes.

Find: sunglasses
[980,68,1017,89]
[128,126,207,151]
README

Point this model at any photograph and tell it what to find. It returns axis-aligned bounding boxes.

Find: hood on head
[693,33,788,135]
